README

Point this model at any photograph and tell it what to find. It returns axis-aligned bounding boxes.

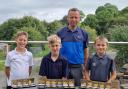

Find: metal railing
[1,41,128,44]
[0,41,128,54]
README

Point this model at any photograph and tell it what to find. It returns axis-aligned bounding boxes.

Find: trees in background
[83,3,119,35]
[0,16,48,40]
[109,26,128,68]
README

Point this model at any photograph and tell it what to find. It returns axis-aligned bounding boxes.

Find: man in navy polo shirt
[57,8,89,87]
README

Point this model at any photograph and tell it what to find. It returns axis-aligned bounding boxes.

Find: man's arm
[107,71,117,83]
[84,48,89,79]
[5,67,10,79]
[84,48,89,65]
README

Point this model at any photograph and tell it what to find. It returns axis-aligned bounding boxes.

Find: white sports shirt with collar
[5,48,34,86]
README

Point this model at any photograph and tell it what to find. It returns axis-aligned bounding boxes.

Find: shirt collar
[14,48,28,54]
[95,53,107,60]
[66,26,79,33]
[47,52,62,62]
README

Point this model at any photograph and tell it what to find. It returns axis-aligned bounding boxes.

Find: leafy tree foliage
[0,16,48,40]
[109,26,128,67]
[47,20,63,35]
[11,27,43,49]
[80,25,97,41]
[12,27,43,41]
[83,3,119,35]
[83,14,97,28]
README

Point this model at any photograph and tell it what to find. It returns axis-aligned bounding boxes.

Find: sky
[0,0,128,24]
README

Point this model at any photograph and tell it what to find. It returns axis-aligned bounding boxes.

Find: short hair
[47,34,61,44]
[16,31,28,39]
[94,36,108,45]
[68,8,80,15]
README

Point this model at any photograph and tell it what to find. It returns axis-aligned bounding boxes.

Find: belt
[68,63,81,68]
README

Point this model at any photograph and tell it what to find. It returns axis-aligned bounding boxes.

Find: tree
[80,25,97,41]
[0,18,19,40]
[83,3,119,35]
[83,14,97,28]
[95,3,119,35]
[109,26,128,68]
[47,20,63,35]
[11,27,43,50]
[0,16,48,40]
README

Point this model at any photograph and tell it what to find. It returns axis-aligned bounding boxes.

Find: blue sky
[0,0,128,24]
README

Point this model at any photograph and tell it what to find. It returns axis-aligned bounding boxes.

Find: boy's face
[49,42,61,55]
[16,35,28,49]
[94,40,108,56]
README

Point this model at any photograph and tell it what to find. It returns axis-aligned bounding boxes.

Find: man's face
[94,40,108,56]
[67,11,80,29]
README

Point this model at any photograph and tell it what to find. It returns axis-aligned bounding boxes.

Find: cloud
[0,0,128,24]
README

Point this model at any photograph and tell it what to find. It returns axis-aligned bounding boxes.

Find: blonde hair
[15,31,28,39]
[94,36,108,45]
[47,34,61,44]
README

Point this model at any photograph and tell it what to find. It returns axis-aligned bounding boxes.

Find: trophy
[57,79,63,88]
[99,82,105,89]
[105,83,111,89]
[92,81,99,89]
[62,79,69,88]
[51,79,57,88]
[38,76,46,87]
[68,79,74,88]
[45,79,51,87]
[81,79,86,88]
[12,80,18,88]
[22,79,29,87]
[17,79,23,87]
[29,78,35,86]
[86,80,92,88]
[111,80,120,89]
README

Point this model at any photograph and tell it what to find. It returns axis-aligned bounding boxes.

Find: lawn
[0,60,5,71]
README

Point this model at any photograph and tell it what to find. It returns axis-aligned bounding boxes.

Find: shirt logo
[77,36,81,39]
[92,62,96,66]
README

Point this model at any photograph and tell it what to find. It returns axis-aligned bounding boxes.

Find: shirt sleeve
[5,53,11,67]
[39,58,47,76]
[29,52,34,66]
[86,57,91,70]
[83,30,89,49]
[110,60,116,72]
[62,58,68,78]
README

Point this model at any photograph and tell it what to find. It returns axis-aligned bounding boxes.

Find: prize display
[11,77,120,89]
[11,78,35,88]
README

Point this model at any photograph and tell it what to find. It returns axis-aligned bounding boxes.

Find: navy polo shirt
[87,53,116,82]
[57,26,89,64]
[39,53,68,79]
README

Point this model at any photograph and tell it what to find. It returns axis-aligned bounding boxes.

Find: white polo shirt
[5,48,34,86]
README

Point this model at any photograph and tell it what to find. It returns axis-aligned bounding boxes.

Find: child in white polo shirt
[5,31,34,89]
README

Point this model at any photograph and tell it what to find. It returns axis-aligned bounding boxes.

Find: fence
[1,41,128,54]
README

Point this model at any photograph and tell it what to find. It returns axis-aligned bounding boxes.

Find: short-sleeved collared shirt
[5,48,34,86]
[87,53,116,82]
[57,26,89,64]
[39,53,68,79]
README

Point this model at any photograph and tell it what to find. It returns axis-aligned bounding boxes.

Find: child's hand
[107,80,111,83]
[62,77,67,79]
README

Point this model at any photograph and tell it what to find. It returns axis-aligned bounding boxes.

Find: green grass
[0,50,5,71]
[0,60,5,71]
